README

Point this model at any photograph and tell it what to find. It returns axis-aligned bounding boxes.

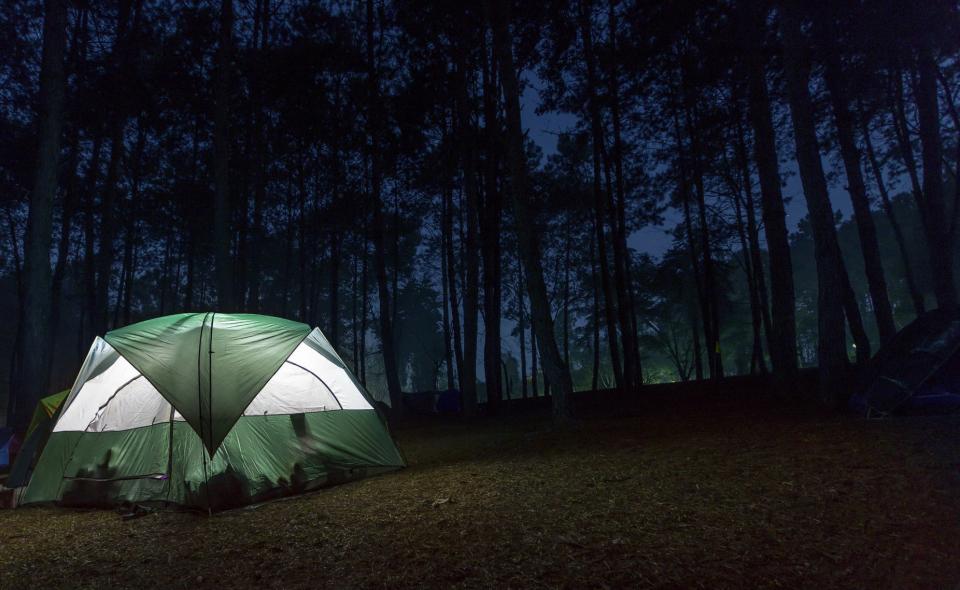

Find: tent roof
[103,313,311,453]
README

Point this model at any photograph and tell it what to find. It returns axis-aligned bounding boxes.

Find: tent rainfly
[6,389,68,489]
[21,313,404,510]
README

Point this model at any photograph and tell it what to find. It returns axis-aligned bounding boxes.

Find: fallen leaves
[0,401,958,588]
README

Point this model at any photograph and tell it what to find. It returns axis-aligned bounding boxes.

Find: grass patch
[1,399,959,588]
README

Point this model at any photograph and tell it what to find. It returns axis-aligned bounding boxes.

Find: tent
[850,309,960,417]
[0,427,17,471]
[6,390,68,489]
[21,313,404,510]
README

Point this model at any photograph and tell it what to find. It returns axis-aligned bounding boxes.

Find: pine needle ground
[1,398,958,589]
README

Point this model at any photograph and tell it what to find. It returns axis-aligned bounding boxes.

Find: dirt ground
[1,398,960,589]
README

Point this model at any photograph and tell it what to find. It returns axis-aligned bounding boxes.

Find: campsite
[4,0,960,587]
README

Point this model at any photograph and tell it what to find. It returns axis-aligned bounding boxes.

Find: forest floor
[1,397,960,589]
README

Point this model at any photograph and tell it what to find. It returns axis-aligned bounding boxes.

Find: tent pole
[206,312,216,516]
[196,312,212,514]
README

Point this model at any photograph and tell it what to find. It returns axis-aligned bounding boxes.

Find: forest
[4,0,960,587]
[4,0,960,431]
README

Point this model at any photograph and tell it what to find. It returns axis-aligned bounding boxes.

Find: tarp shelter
[6,390,68,489]
[851,309,960,417]
[21,313,404,510]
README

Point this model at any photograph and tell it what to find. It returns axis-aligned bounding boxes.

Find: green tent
[6,389,68,488]
[21,313,404,510]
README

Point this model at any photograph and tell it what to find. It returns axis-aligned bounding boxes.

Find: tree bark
[780,0,849,404]
[890,72,927,229]
[441,184,455,392]
[453,40,480,416]
[213,0,234,311]
[366,0,402,415]
[360,229,369,386]
[916,39,957,311]
[517,261,528,398]
[675,109,713,382]
[246,0,270,312]
[590,230,601,391]
[730,173,766,374]
[578,0,624,390]
[531,320,539,396]
[744,0,798,381]
[860,108,925,315]
[444,178,465,392]
[490,0,574,423]
[606,0,642,387]
[480,31,503,413]
[51,6,88,352]
[680,64,723,379]
[731,98,770,373]
[13,0,67,430]
[817,13,896,342]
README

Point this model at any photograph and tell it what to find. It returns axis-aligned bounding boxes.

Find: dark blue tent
[851,309,960,417]
[0,427,16,471]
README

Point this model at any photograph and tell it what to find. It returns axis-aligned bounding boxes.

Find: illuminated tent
[6,389,68,489]
[21,313,404,510]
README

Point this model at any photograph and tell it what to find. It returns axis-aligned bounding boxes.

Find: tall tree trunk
[562,229,571,368]
[213,0,234,311]
[681,65,723,379]
[328,231,340,346]
[95,123,124,334]
[916,39,957,312]
[840,259,871,364]
[119,122,146,326]
[517,261,528,398]
[244,0,269,312]
[360,232,369,386]
[890,72,927,229]
[743,0,798,381]
[80,128,102,347]
[297,156,308,321]
[51,7,88,351]
[578,0,623,389]
[531,319,539,397]
[860,108,925,315]
[480,32,503,413]
[352,250,359,374]
[454,36,481,416]
[590,230,601,391]
[731,98,771,373]
[590,1,637,391]
[93,0,138,336]
[445,181,465,391]
[780,0,850,404]
[441,188,455,391]
[675,109,712,382]
[936,68,960,243]
[689,295,704,380]
[731,178,765,374]
[606,0,642,387]
[366,0,402,414]
[491,0,573,423]
[817,15,896,342]
[13,0,67,430]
